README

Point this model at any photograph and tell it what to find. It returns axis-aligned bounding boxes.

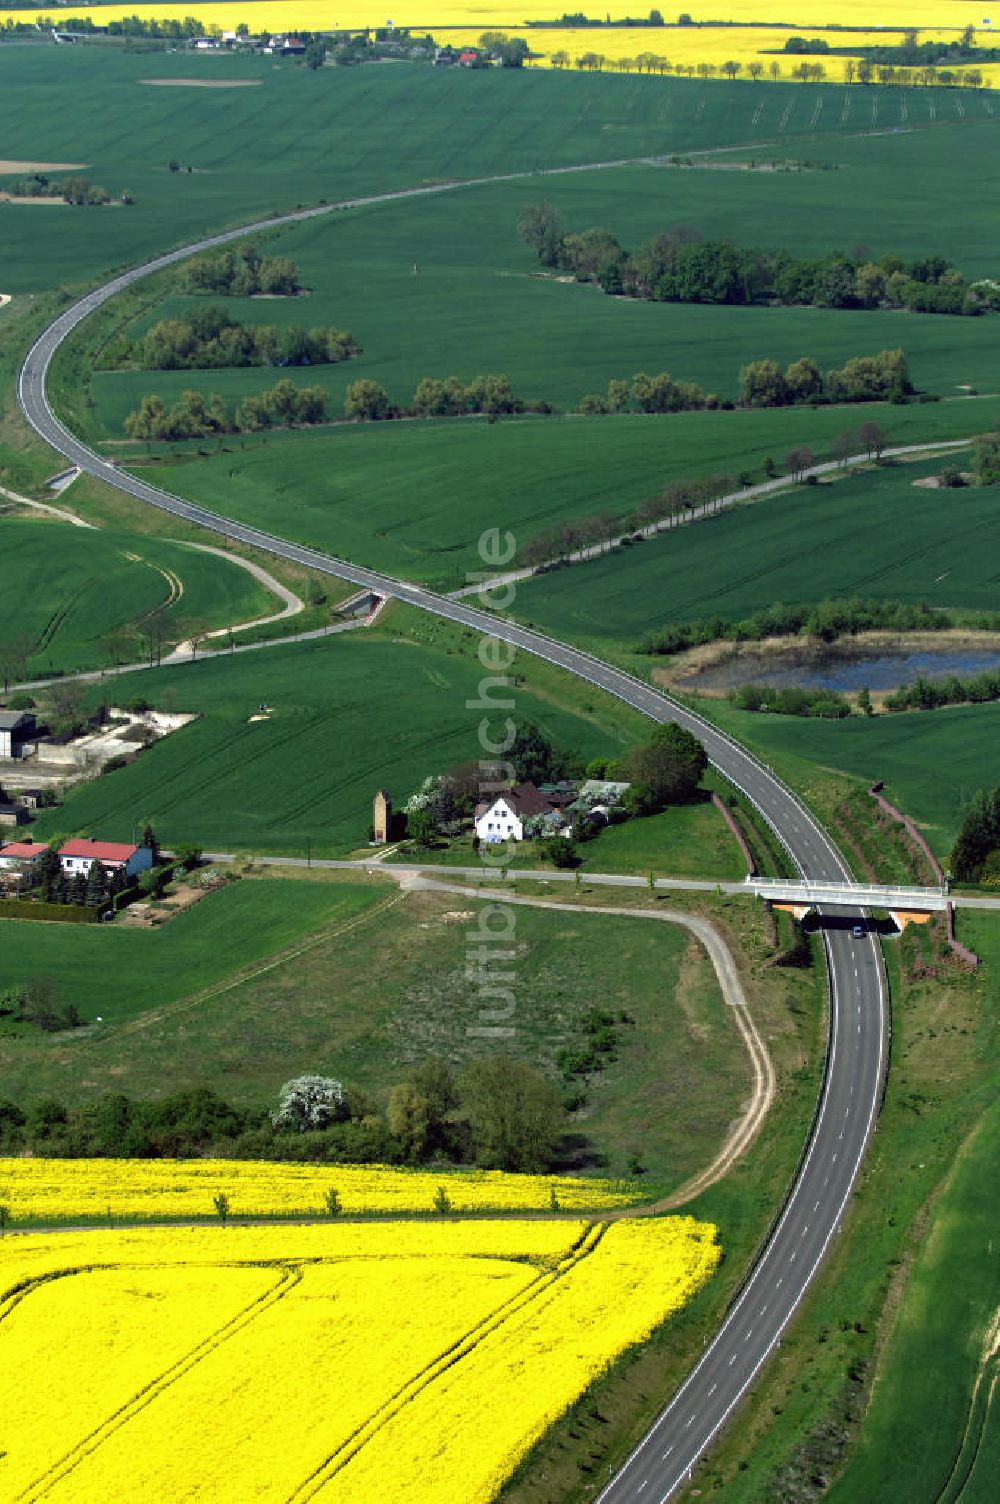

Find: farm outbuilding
[0,711,37,760]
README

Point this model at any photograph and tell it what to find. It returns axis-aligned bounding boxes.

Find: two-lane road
[17,200,888,1503]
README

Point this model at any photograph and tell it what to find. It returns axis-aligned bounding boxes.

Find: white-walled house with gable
[58,838,154,880]
[474,783,562,844]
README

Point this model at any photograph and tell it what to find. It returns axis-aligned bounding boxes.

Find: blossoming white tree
[272,1075,346,1132]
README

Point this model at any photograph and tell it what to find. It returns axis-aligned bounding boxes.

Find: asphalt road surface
[18,204,889,1503]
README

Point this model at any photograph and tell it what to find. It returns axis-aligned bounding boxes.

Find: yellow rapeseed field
[1,1216,719,1502]
[446,22,922,68]
[0,1155,639,1221]
[0,4,986,32]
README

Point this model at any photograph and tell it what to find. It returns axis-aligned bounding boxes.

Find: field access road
[19,197,889,1504]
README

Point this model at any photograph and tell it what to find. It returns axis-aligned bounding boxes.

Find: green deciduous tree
[739,359,789,407]
[345,379,390,421]
[622,722,708,810]
[459,1056,563,1172]
[951,788,1000,881]
[973,430,1000,485]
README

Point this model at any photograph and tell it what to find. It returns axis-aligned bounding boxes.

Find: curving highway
[17,198,889,1503]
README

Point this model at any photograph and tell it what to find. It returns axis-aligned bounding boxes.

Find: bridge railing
[744,876,948,907]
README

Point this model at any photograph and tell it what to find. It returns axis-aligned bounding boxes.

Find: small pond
[683,646,1000,695]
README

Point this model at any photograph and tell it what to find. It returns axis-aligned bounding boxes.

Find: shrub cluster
[183,244,301,297]
[740,350,912,407]
[345,372,544,422]
[578,355,911,419]
[639,599,961,657]
[412,373,525,417]
[4,173,114,205]
[973,428,1000,485]
[883,669,1000,714]
[729,684,853,719]
[131,305,357,371]
[0,979,85,1034]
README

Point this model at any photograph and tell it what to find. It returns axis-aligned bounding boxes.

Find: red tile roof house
[58,839,154,880]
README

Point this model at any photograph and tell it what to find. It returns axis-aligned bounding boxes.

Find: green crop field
[113,404,999,592]
[511,453,1000,651]
[28,612,645,856]
[0,876,372,1026]
[7,48,979,295]
[0,516,276,676]
[88,158,1000,433]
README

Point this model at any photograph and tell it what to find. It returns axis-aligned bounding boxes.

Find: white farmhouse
[474,783,558,844]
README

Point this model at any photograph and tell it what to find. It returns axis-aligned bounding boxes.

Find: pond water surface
[683,646,1000,695]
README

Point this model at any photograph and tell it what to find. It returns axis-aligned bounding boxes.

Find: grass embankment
[0,517,277,677]
[823,1088,1000,1503]
[497,889,828,1503]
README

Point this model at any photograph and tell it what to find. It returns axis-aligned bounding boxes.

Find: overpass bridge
[745,876,949,913]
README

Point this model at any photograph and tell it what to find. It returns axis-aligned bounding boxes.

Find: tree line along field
[0,517,276,676]
[111,403,1000,593]
[84,149,1000,435]
[28,612,647,856]
[4,47,977,297]
[510,454,1000,650]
